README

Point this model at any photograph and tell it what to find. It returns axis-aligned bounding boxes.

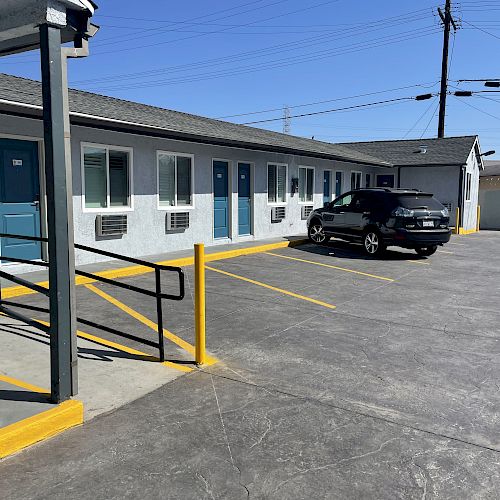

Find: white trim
[156,150,195,210]
[212,159,232,240]
[350,170,363,190]
[298,165,315,204]
[80,142,134,213]
[266,162,288,206]
[236,161,254,236]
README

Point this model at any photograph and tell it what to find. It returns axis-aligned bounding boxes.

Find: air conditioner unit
[96,214,127,237]
[271,206,286,223]
[301,205,314,220]
[166,211,190,231]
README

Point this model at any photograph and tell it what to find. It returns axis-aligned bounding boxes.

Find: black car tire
[308,221,329,244]
[415,245,437,257]
[362,229,386,256]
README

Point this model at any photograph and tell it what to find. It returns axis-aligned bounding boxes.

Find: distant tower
[283,105,291,134]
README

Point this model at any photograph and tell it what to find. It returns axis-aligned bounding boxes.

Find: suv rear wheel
[415,245,437,257]
[363,230,386,256]
[308,221,329,244]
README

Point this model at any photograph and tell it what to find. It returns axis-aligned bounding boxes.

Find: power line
[420,100,440,138]
[452,95,500,121]
[241,96,426,125]
[461,19,500,40]
[74,17,437,86]
[402,96,439,139]
[217,82,439,119]
[83,28,441,92]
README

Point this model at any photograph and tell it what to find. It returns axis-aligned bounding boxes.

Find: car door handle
[363,211,371,215]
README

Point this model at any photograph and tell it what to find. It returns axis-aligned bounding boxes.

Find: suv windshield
[395,195,444,211]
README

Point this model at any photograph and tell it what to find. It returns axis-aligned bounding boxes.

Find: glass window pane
[109,150,129,207]
[84,147,107,208]
[335,172,343,197]
[306,168,314,202]
[158,154,175,206]
[298,167,306,203]
[177,156,192,206]
[268,165,276,203]
[277,165,286,203]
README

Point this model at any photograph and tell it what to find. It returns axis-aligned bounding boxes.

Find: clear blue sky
[3,0,500,157]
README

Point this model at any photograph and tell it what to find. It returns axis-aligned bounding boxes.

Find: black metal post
[155,268,165,362]
[40,24,78,403]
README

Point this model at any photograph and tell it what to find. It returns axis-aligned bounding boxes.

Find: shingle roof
[481,160,500,177]
[0,73,389,167]
[338,136,478,167]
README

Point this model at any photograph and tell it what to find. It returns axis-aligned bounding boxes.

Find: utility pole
[437,0,458,138]
[283,105,291,134]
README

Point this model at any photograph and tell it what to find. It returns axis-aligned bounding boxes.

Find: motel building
[0,74,484,269]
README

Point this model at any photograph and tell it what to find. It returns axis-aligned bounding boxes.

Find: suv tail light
[392,206,414,217]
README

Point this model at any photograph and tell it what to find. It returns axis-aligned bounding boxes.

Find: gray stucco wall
[399,166,460,225]
[0,114,380,266]
[479,177,500,229]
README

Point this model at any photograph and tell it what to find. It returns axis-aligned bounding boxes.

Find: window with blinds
[158,152,193,207]
[83,145,131,209]
[268,163,287,204]
[299,166,314,203]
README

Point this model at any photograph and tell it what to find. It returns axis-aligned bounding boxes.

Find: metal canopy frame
[0,0,98,403]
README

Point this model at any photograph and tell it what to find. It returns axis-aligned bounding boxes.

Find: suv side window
[333,193,353,208]
[351,194,371,212]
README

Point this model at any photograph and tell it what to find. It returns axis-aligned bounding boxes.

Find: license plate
[423,220,434,228]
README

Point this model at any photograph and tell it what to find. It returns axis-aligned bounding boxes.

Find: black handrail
[0,233,186,362]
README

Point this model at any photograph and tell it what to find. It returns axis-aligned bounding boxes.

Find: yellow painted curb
[2,239,308,299]
[458,227,478,235]
[0,400,83,459]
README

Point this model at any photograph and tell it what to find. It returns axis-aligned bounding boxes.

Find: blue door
[0,139,41,262]
[213,161,229,239]
[335,171,343,198]
[376,174,395,188]
[323,171,331,205]
[238,163,251,236]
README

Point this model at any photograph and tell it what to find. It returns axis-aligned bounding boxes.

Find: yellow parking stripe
[1,239,308,299]
[84,284,217,366]
[33,319,193,372]
[205,266,336,310]
[0,373,49,394]
[264,252,395,282]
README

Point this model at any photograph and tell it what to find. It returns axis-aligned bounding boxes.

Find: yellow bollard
[454,207,460,235]
[194,243,206,365]
[476,205,481,232]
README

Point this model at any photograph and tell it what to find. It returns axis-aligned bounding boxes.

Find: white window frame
[267,162,288,205]
[81,142,134,213]
[350,170,362,190]
[156,151,195,210]
[298,166,315,204]
[465,172,472,202]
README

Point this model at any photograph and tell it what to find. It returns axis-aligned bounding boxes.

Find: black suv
[307,188,451,256]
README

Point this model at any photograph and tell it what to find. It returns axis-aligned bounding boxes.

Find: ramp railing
[0,233,185,362]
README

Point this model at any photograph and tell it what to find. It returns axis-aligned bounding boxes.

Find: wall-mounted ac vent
[96,214,128,237]
[301,205,314,219]
[167,211,190,231]
[442,202,452,212]
[271,206,286,223]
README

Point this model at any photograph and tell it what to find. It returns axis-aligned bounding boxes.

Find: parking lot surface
[1,232,499,499]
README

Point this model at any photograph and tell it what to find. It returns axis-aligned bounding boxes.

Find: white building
[0,74,484,267]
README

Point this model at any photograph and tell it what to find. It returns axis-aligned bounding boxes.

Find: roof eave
[0,99,391,167]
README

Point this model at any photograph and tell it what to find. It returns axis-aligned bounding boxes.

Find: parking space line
[437,250,454,254]
[406,260,430,265]
[0,373,49,394]
[34,319,193,372]
[264,252,395,282]
[205,265,337,310]
[84,284,218,366]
